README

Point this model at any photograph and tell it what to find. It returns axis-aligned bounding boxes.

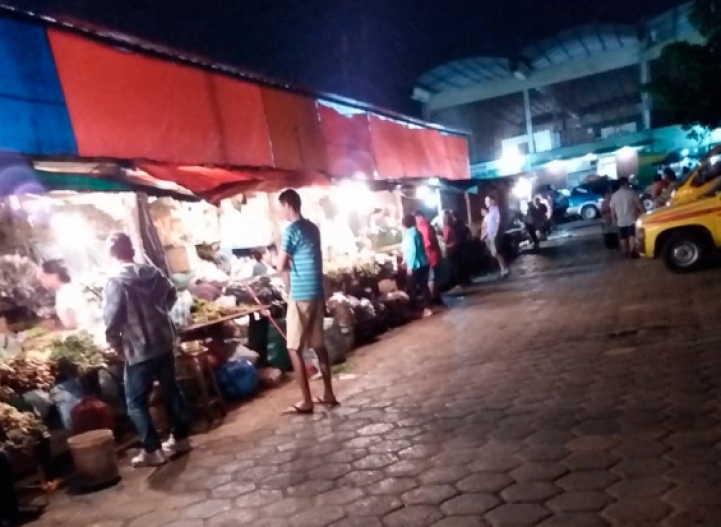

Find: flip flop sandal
[282,404,314,415]
[314,397,340,408]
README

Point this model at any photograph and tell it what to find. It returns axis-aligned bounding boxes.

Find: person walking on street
[610,177,645,258]
[443,210,469,286]
[402,214,433,318]
[276,189,338,415]
[414,210,443,305]
[482,196,509,277]
[104,233,191,467]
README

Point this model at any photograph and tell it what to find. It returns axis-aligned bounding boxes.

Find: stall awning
[0,9,472,192]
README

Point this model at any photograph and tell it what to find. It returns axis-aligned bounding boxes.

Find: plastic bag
[216,358,258,401]
[170,290,193,327]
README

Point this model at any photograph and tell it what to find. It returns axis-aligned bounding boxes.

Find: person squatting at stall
[276,189,338,415]
[413,210,443,305]
[401,214,433,318]
[103,233,191,467]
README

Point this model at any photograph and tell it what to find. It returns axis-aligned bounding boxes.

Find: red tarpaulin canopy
[43,22,470,195]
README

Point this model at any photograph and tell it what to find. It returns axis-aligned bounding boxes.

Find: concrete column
[640,59,652,130]
[523,89,535,153]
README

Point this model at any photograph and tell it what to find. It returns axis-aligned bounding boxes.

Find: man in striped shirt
[277,189,338,414]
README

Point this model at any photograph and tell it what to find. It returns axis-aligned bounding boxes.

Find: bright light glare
[710,155,720,165]
[50,213,95,250]
[546,159,565,173]
[416,185,431,200]
[681,148,690,157]
[583,153,598,162]
[336,180,375,213]
[498,146,526,176]
[616,146,637,161]
[512,177,533,202]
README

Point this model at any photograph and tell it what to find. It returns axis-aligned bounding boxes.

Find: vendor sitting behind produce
[38,260,90,330]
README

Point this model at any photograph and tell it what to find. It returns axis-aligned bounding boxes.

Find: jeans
[407,265,431,310]
[125,353,189,453]
[0,449,18,522]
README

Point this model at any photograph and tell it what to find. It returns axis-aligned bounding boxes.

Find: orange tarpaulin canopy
[48,29,273,167]
[138,163,329,204]
[444,135,472,181]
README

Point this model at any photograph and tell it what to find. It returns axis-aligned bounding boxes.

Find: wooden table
[179,306,267,337]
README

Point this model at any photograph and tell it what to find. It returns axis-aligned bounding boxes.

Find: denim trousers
[124,353,189,453]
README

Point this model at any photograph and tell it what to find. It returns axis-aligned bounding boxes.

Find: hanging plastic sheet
[0,18,77,155]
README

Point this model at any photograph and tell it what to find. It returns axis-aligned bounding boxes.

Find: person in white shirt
[610,177,646,258]
[38,260,91,330]
[482,196,509,277]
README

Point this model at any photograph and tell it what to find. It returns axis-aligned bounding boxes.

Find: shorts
[286,299,325,350]
[485,237,498,257]
[618,225,636,240]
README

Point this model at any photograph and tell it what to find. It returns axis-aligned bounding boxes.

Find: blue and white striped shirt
[282,218,324,301]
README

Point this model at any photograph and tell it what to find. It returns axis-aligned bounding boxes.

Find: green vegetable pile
[48,332,106,380]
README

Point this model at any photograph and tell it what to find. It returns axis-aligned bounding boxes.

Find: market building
[413,2,708,190]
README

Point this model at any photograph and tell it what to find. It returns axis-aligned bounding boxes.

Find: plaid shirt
[103,263,178,366]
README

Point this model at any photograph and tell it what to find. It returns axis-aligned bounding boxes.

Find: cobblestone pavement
[31,234,721,527]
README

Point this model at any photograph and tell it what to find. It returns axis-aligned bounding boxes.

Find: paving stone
[518,446,569,463]
[485,503,551,526]
[383,505,444,527]
[316,488,365,506]
[402,485,459,506]
[615,440,669,459]
[235,490,285,508]
[547,490,611,513]
[665,463,721,487]
[664,507,721,527]
[344,496,403,517]
[430,518,488,527]
[606,477,670,499]
[206,509,261,527]
[440,494,501,516]
[562,452,619,471]
[180,499,233,520]
[386,460,433,477]
[353,454,399,470]
[610,458,670,478]
[566,436,621,452]
[398,445,442,460]
[666,486,721,508]
[366,478,419,496]
[537,514,609,527]
[556,471,619,491]
[509,463,568,482]
[330,518,383,527]
[601,499,671,524]
[456,473,514,494]
[290,506,345,527]
[419,466,471,485]
[500,482,560,503]
[337,470,385,487]
[467,454,521,473]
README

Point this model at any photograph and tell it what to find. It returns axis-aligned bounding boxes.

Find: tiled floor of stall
[30,230,721,527]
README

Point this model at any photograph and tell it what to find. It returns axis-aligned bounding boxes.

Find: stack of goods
[0,402,47,450]
[225,277,284,307]
[380,291,411,327]
[189,298,224,325]
[0,255,43,318]
[327,293,355,334]
[0,356,55,399]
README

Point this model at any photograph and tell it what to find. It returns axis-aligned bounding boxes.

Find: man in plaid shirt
[103,233,190,467]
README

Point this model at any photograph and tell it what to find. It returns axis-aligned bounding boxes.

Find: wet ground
[30,228,721,527]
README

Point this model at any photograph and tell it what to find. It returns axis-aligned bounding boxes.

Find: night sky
[11,0,682,115]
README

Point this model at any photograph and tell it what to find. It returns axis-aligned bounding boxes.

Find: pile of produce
[190,298,223,324]
[0,356,55,394]
[225,278,283,306]
[0,402,48,449]
[48,332,106,380]
[327,293,356,332]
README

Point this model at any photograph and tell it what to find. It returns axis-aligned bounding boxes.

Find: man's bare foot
[422,308,434,318]
[282,402,314,414]
[314,396,340,407]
